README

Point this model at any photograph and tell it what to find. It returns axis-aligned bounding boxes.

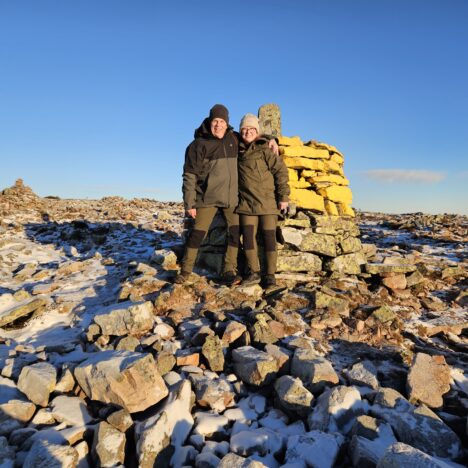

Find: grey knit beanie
[239,113,260,133]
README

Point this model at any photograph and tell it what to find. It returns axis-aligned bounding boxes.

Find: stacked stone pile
[278,135,354,217]
[0,178,45,219]
[277,213,366,276]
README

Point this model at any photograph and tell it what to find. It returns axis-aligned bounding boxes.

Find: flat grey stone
[274,375,313,415]
[93,300,154,336]
[232,346,278,387]
[308,386,365,433]
[17,362,56,407]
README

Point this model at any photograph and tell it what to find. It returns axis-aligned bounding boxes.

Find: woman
[236,113,290,287]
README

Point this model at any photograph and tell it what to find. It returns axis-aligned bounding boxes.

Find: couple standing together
[176,104,290,288]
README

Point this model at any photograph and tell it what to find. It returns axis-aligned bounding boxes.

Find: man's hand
[278,202,289,214]
[186,208,197,218]
[268,139,279,155]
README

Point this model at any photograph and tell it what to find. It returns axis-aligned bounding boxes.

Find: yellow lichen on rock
[288,168,299,182]
[330,153,344,164]
[318,186,353,204]
[278,136,303,146]
[280,146,330,159]
[337,203,355,217]
[283,157,326,171]
[289,178,311,189]
[308,174,349,186]
[279,135,353,215]
[289,188,325,212]
[304,140,343,155]
[324,199,339,216]
[323,160,343,174]
[301,170,319,178]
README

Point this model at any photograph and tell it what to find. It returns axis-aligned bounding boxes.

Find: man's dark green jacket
[182,118,239,210]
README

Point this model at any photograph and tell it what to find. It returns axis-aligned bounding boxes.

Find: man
[175,104,241,284]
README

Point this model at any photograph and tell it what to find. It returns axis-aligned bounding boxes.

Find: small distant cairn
[0,178,43,217]
[195,104,366,276]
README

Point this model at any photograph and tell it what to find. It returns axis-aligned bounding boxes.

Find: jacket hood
[194,118,234,139]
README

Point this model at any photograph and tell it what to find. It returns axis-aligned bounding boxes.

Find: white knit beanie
[239,113,260,133]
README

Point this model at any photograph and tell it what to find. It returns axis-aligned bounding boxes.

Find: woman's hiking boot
[242,272,261,286]
[219,271,242,286]
[174,270,191,284]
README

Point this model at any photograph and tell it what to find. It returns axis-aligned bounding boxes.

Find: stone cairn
[194,104,367,277]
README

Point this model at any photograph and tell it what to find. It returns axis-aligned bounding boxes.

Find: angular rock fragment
[274,375,313,415]
[230,427,282,458]
[155,351,176,375]
[93,300,154,336]
[339,236,362,254]
[315,291,349,315]
[107,408,133,433]
[151,248,177,268]
[176,349,200,367]
[372,396,462,459]
[277,251,322,273]
[308,385,365,433]
[250,317,278,345]
[232,346,279,386]
[405,270,425,287]
[382,274,407,290]
[0,398,36,431]
[406,353,451,408]
[153,322,175,340]
[344,360,379,389]
[54,367,75,393]
[23,440,78,468]
[366,263,416,275]
[74,350,167,413]
[50,395,93,426]
[282,228,337,257]
[376,442,455,468]
[291,348,339,392]
[136,380,193,468]
[218,452,264,467]
[325,252,366,275]
[194,412,229,437]
[222,321,247,345]
[93,421,125,467]
[264,344,291,375]
[370,305,396,324]
[202,335,224,372]
[17,362,56,407]
[0,376,36,433]
[349,416,397,467]
[191,374,235,412]
[115,335,140,351]
[0,296,51,328]
[285,430,344,468]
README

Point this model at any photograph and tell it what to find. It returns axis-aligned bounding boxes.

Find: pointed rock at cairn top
[258,103,281,138]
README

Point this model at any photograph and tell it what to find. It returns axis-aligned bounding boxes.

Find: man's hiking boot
[219,271,242,286]
[241,272,261,286]
[263,274,276,288]
[174,271,191,284]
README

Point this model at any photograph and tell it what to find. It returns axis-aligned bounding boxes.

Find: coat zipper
[224,138,230,208]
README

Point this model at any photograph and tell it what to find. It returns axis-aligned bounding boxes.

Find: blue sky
[1,0,467,214]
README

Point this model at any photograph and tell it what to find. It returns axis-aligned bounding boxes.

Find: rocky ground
[0,179,467,467]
